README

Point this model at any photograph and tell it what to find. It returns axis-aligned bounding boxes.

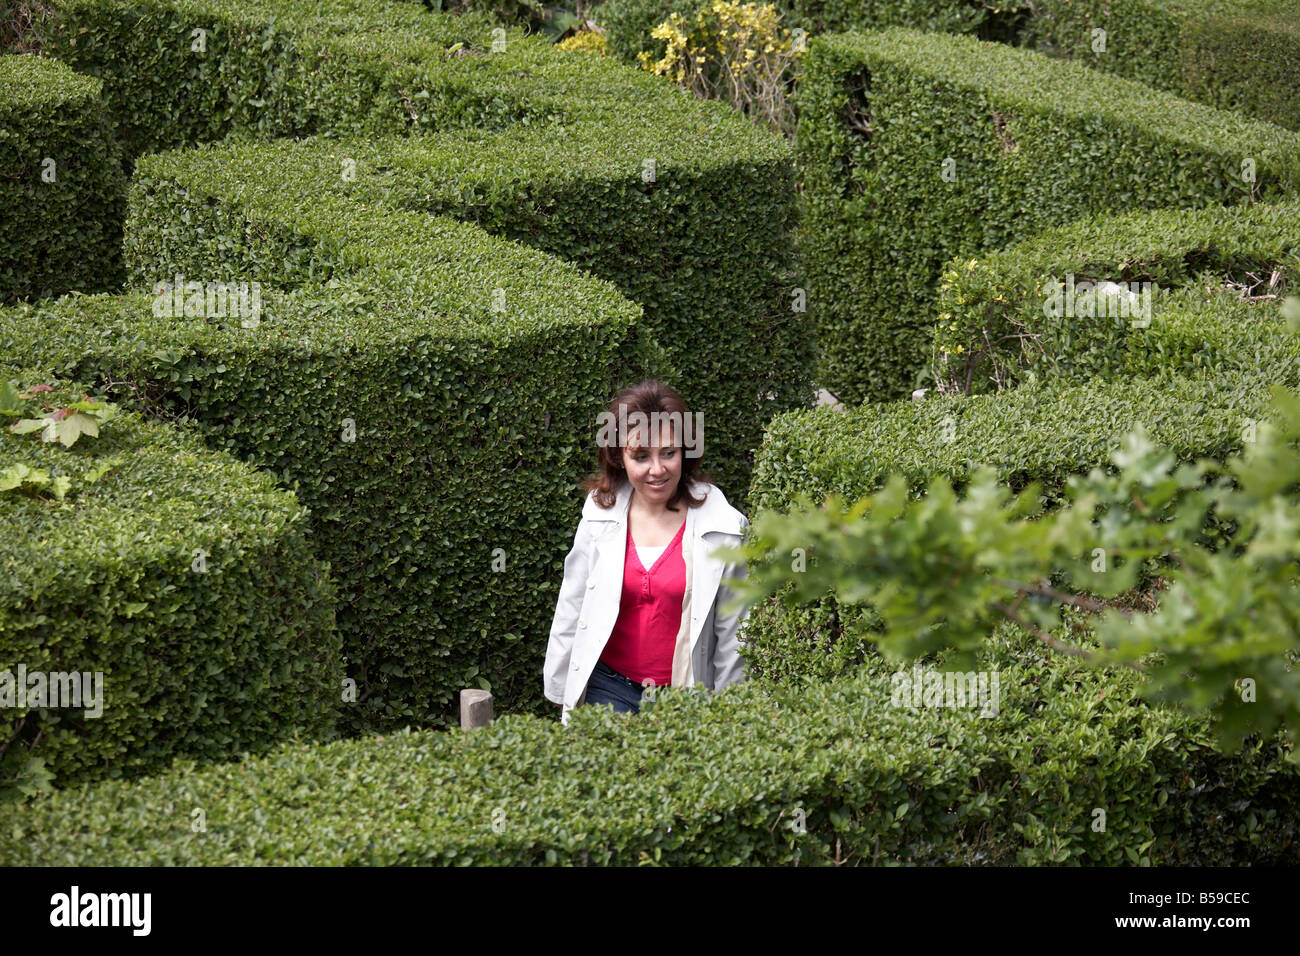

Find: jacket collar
[583,477,745,537]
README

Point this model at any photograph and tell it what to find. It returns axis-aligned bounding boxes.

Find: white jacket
[543,477,751,725]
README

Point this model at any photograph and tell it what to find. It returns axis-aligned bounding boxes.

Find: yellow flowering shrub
[557,28,608,56]
[637,1,802,137]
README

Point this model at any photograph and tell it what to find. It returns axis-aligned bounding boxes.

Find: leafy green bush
[0,196,645,736]
[741,371,1271,682]
[22,0,501,157]
[23,0,812,505]
[597,0,1300,129]
[931,200,1300,394]
[0,54,126,302]
[0,366,339,793]
[795,26,1300,405]
[1,617,1295,865]
[1022,0,1300,131]
[734,383,1300,761]
[1120,292,1300,387]
[749,373,1259,512]
[597,0,712,64]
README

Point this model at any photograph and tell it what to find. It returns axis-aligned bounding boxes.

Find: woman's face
[623,420,683,506]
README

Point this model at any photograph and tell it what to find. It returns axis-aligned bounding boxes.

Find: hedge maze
[2,0,1298,865]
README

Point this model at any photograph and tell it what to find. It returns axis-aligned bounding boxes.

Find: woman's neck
[629,491,672,519]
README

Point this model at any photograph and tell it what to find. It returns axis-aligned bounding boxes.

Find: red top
[598,519,687,687]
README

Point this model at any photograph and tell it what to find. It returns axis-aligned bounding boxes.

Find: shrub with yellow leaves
[557,27,609,56]
[637,1,802,137]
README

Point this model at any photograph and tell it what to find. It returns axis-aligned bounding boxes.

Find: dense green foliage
[1021,0,1300,131]
[739,368,1280,685]
[795,26,1300,405]
[733,383,1300,763]
[0,0,813,737]
[22,0,500,156]
[931,200,1300,394]
[0,54,126,302]
[3,619,1296,865]
[596,0,1300,130]
[748,373,1261,513]
[16,0,813,503]
[0,368,339,792]
[0,241,642,735]
[2,0,1295,865]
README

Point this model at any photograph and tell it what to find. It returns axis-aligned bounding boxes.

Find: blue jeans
[584,660,644,714]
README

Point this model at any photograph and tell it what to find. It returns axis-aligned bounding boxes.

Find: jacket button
[587,580,596,589]
[579,620,587,628]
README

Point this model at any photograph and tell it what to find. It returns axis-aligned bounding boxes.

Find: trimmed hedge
[0,199,646,736]
[0,366,339,790]
[21,0,501,157]
[21,0,811,504]
[1120,292,1300,386]
[596,0,1299,130]
[1,620,1295,865]
[931,200,1300,394]
[741,370,1269,682]
[25,0,803,169]
[1022,0,1300,131]
[748,372,1260,514]
[125,128,807,508]
[2,0,812,731]
[0,54,126,302]
[794,26,1300,405]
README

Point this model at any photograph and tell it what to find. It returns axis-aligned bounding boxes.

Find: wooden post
[460,688,494,729]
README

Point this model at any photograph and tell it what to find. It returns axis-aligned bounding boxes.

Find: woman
[543,380,752,725]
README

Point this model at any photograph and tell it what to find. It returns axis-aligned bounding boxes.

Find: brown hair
[581,380,716,511]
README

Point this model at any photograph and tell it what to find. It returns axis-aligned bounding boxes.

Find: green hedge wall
[795,27,1300,406]
[596,0,1298,130]
[748,372,1259,515]
[126,129,807,505]
[0,0,812,732]
[931,200,1300,394]
[741,371,1268,682]
[22,0,501,157]
[0,54,126,302]
[2,620,1295,865]
[0,200,646,736]
[1120,293,1300,386]
[1022,0,1300,131]
[21,0,812,504]
[0,367,339,790]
